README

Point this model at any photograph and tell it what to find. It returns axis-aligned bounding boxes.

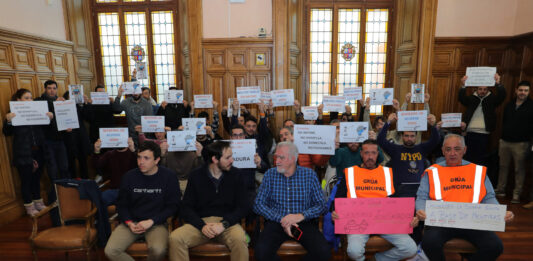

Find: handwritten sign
[237,86,261,104]
[182,118,206,135]
[340,122,369,143]
[294,124,336,155]
[167,131,197,152]
[53,100,79,131]
[344,87,363,101]
[90,92,110,105]
[334,198,415,234]
[194,94,213,108]
[441,113,462,128]
[323,96,346,113]
[370,88,394,105]
[410,83,425,104]
[135,62,148,80]
[123,81,142,95]
[397,110,427,131]
[302,106,319,121]
[164,90,183,104]
[9,101,50,126]
[271,89,294,107]
[99,128,129,148]
[231,139,256,168]
[425,200,507,232]
[69,85,84,104]
[141,116,165,133]
[260,91,271,103]
[465,67,497,87]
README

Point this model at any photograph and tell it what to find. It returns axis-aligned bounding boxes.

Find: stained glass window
[309,9,333,107]
[97,13,123,96]
[152,11,176,103]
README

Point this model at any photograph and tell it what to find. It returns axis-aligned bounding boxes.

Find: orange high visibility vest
[427,163,487,203]
[344,165,394,198]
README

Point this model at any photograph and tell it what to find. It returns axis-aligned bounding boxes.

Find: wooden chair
[29,183,98,261]
[443,238,477,261]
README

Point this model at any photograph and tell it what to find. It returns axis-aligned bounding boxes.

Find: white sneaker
[24,203,39,216]
[94,175,103,183]
[33,199,46,211]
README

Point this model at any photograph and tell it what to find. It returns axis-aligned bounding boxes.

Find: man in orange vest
[415,134,514,261]
[332,139,418,261]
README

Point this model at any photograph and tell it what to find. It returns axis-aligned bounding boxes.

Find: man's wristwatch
[221,220,230,229]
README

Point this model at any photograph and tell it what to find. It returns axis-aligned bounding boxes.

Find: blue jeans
[347,234,417,261]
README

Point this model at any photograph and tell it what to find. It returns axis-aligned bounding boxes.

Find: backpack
[323,180,341,251]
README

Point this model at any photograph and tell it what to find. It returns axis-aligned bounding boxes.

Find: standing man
[253,142,331,261]
[495,81,533,203]
[113,85,153,145]
[105,141,180,261]
[169,141,250,261]
[332,139,418,261]
[458,73,506,165]
[415,134,514,261]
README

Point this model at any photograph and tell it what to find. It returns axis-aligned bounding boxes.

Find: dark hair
[362,139,378,147]
[373,116,384,129]
[94,85,105,92]
[44,80,57,89]
[205,141,231,164]
[63,91,69,99]
[517,81,531,89]
[198,111,209,120]
[138,141,161,160]
[230,124,245,134]
[141,87,150,93]
[11,88,32,101]
[283,119,295,125]
[169,86,177,90]
[244,115,257,124]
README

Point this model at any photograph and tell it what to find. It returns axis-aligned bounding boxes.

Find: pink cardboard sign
[334,197,415,234]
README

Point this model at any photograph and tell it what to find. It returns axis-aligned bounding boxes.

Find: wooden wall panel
[0,28,78,226]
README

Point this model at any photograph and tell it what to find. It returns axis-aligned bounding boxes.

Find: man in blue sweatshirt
[105,141,180,261]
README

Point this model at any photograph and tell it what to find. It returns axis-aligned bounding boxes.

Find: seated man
[104,141,180,261]
[169,141,250,261]
[332,139,418,261]
[416,134,514,261]
[253,141,331,261]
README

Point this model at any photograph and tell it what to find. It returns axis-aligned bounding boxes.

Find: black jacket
[82,103,118,143]
[35,93,63,141]
[501,98,533,142]
[63,104,92,156]
[458,84,506,132]
[181,165,250,230]
[156,103,190,130]
[2,120,45,166]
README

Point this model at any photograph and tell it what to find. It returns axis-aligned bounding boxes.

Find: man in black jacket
[458,73,506,165]
[495,81,533,203]
[156,86,191,130]
[169,141,249,261]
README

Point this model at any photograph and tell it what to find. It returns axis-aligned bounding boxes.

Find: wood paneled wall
[430,32,533,148]
[0,29,79,226]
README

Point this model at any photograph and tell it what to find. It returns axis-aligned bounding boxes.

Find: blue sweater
[117,166,181,225]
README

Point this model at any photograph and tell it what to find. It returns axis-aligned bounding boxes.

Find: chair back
[55,183,93,224]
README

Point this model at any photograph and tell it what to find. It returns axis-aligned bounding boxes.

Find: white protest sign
[135,62,148,80]
[410,83,425,103]
[182,118,207,135]
[271,89,294,107]
[397,110,427,131]
[167,131,197,152]
[123,82,142,95]
[260,91,271,103]
[370,88,394,105]
[340,122,369,143]
[194,94,213,108]
[294,124,336,155]
[237,86,261,104]
[344,87,363,101]
[227,98,241,117]
[323,96,346,113]
[425,200,507,232]
[90,92,110,105]
[69,85,84,104]
[465,67,497,87]
[441,113,462,128]
[141,116,165,133]
[53,100,79,131]
[231,139,256,168]
[9,101,50,126]
[99,128,129,148]
[165,90,184,104]
[302,106,319,121]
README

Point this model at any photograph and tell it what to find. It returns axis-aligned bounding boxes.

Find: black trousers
[254,219,331,261]
[422,226,503,261]
[464,132,490,165]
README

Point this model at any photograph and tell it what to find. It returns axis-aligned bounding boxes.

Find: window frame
[90,0,180,102]
[304,1,395,116]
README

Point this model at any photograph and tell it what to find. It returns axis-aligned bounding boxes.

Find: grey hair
[276,141,299,163]
[279,126,293,135]
[443,133,465,147]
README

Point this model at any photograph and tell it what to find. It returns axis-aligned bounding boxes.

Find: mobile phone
[291,226,303,241]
